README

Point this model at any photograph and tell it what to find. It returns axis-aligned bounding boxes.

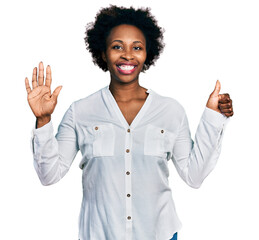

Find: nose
[121,47,134,60]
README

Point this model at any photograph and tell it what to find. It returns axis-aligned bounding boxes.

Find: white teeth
[118,65,135,70]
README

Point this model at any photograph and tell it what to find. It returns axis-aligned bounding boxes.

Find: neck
[109,80,148,102]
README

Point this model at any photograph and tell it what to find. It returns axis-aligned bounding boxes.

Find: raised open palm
[25,62,62,119]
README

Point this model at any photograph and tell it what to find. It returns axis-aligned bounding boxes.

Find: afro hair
[84,5,165,72]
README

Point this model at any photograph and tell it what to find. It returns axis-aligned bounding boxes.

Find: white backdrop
[0,0,258,239]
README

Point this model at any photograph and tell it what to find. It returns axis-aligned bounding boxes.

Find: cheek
[140,53,147,65]
[104,55,114,68]
[105,51,119,64]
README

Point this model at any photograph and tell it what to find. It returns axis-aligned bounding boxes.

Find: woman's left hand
[206,80,234,118]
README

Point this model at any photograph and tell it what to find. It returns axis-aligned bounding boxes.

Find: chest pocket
[92,123,115,157]
[144,124,176,158]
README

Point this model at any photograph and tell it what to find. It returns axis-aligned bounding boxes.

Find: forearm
[185,116,225,187]
[31,103,79,186]
[32,121,63,185]
[172,107,228,188]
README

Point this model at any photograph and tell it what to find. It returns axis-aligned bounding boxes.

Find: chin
[110,72,141,84]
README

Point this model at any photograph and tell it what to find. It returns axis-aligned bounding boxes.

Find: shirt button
[126,171,130,175]
[127,216,131,220]
[127,129,130,133]
[126,149,130,153]
[161,129,164,133]
[127,194,131,197]
[95,126,99,130]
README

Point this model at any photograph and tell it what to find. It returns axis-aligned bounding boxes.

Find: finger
[210,80,221,97]
[51,86,63,101]
[38,62,44,86]
[220,93,230,100]
[220,107,233,113]
[219,94,231,104]
[224,111,234,118]
[32,67,37,89]
[25,77,32,94]
[219,100,232,110]
[45,65,52,88]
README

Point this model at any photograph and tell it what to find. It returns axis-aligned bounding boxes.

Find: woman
[25,5,233,240]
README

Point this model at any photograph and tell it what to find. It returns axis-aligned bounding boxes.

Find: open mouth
[117,65,136,70]
[116,64,137,74]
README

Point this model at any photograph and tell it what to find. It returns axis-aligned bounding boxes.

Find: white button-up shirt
[31,85,228,240]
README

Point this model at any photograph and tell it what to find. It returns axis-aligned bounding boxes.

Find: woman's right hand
[25,62,62,127]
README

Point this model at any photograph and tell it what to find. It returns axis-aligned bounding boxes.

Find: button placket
[125,128,132,239]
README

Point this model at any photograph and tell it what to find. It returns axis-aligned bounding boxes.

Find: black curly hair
[84,5,165,72]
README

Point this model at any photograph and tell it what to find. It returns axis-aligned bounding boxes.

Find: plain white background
[0,0,258,239]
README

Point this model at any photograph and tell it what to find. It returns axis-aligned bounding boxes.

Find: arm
[171,107,228,188]
[171,80,233,188]
[25,62,78,186]
[32,103,79,186]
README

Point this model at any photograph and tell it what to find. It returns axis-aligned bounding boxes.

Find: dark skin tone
[102,24,233,124]
[218,94,233,117]
[206,80,234,118]
[25,24,233,128]
[102,24,149,125]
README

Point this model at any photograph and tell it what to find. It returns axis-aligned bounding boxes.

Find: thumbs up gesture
[206,80,234,117]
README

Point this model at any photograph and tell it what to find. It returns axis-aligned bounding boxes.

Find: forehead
[106,24,146,44]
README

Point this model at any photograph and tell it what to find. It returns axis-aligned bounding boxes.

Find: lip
[116,62,138,75]
[116,61,137,66]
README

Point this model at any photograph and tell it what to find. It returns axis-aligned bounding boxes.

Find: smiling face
[102,24,147,85]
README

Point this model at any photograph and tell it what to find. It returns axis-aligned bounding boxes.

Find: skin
[102,24,149,125]
[25,63,62,128]
[25,24,233,128]
[206,80,234,117]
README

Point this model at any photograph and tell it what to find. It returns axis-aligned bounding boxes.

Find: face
[102,24,147,84]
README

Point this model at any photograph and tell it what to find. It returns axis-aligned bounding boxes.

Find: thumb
[52,86,63,101]
[210,80,221,97]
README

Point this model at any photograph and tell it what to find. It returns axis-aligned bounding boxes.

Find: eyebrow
[111,40,144,44]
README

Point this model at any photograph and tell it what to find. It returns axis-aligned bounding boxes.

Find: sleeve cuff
[202,107,229,129]
[32,120,54,143]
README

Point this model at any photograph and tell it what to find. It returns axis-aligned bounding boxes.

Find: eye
[133,46,142,51]
[112,45,122,50]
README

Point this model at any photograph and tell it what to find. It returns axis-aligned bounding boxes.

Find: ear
[102,52,107,62]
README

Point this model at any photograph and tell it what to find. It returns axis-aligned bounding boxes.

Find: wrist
[36,115,51,128]
[206,103,221,114]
